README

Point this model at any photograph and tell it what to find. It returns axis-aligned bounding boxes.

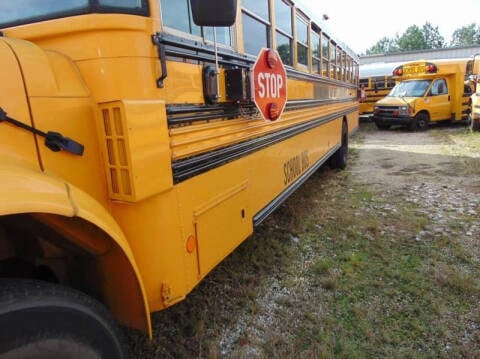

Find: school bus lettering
[0,0,359,355]
[284,150,309,185]
[403,65,425,75]
[284,154,301,185]
[301,150,310,171]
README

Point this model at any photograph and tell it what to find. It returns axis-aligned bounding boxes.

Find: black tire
[0,279,126,359]
[329,121,348,169]
[414,113,429,131]
[375,123,391,130]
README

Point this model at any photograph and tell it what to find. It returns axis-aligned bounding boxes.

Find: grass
[127,125,480,358]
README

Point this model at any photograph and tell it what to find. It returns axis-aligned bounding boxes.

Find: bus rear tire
[329,121,348,170]
[0,278,126,359]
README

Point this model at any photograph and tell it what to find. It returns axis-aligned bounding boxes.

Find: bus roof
[360,62,403,78]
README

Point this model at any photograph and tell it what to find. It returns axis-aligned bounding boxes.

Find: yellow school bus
[372,58,473,130]
[0,0,358,355]
[359,63,399,118]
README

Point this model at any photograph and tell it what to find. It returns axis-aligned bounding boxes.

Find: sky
[296,0,480,55]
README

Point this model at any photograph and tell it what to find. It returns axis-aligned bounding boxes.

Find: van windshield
[0,1,147,28]
[388,79,432,98]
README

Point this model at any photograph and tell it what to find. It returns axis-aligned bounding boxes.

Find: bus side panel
[248,118,343,217]
[347,110,360,135]
[171,115,347,291]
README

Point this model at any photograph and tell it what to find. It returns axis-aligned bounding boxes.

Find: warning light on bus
[426,63,437,73]
[266,49,278,69]
[393,67,403,76]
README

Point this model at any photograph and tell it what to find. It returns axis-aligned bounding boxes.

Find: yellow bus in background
[0,0,359,356]
[359,62,399,119]
[372,58,473,131]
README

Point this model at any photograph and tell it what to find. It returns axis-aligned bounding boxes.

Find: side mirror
[190,0,237,27]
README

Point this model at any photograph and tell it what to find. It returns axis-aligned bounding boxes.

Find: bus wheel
[329,121,348,169]
[0,278,126,359]
[471,116,480,131]
[415,113,429,131]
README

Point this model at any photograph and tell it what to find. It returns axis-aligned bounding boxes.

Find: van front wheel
[415,113,429,131]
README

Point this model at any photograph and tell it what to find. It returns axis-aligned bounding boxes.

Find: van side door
[428,78,451,121]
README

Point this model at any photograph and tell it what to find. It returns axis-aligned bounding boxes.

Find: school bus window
[160,0,231,45]
[330,43,339,79]
[321,35,329,77]
[330,42,336,61]
[311,28,320,74]
[352,61,356,83]
[100,0,145,9]
[329,44,337,79]
[0,1,149,27]
[322,35,329,58]
[161,0,201,36]
[431,79,448,95]
[275,0,292,34]
[347,58,353,82]
[340,50,346,81]
[277,32,292,66]
[242,0,269,19]
[242,0,271,56]
[204,27,232,46]
[296,15,309,66]
[338,49,343,80]
[275,0,293,66]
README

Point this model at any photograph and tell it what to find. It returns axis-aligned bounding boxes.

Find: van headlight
[398,106,412,116]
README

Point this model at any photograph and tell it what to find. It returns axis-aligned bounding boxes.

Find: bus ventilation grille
[101,106,133,200]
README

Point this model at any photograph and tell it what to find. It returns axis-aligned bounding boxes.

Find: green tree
[450,23,480,46]
[422,22,444,49]
[365,36,399,55]
[397,25,426,51]
[364,22,447,55]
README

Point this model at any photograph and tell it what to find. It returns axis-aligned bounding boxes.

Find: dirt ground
[127,121,480,358]
[352,122,479,192]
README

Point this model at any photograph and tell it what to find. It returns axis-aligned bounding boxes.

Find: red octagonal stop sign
[251,48,287,121]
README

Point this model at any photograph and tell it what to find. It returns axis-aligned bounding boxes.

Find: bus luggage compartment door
[193,180,251,277]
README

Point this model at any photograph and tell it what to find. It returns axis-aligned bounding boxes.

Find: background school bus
[371,58,473,131]
[359,62,400,119]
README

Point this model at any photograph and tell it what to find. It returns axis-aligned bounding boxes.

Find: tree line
[365,22,480,55]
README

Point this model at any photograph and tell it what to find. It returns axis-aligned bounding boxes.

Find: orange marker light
[186,235,196,253]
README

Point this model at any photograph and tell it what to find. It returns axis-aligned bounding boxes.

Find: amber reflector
[186,235,196,253]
